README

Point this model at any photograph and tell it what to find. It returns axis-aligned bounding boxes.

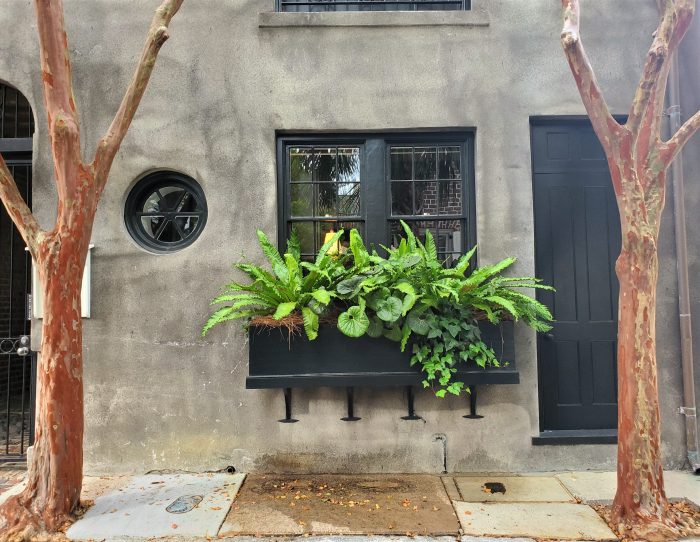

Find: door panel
[532,121,620,431]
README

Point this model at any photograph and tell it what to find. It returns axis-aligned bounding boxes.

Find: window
[125,171,208,253]
[277,0,470,12]
[278,132,475,263]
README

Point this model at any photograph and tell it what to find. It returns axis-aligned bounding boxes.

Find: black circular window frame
[125,171,208,253]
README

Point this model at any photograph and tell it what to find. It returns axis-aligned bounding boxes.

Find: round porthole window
[125,171,207,253]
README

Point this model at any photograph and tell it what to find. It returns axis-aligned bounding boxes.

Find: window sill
[532,429,617,446]
[259,9,490,28]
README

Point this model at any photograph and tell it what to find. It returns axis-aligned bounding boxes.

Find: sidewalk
[1,469,699,541]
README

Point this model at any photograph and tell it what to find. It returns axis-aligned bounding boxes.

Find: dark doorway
[532,119,620,433]
[0,83,34,459]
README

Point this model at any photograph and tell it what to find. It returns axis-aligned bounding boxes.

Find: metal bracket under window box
[27,244,93,319]
[246,322,518,422]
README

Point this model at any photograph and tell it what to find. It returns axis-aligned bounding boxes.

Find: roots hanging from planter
[251,314,305,334]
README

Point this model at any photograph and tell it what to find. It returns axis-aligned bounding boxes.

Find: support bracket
[341,386,361,421]
[279,387,298,423]
[401,385,422,420]
[463,386,484,419]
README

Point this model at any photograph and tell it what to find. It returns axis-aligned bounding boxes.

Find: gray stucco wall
[0,0,695,474]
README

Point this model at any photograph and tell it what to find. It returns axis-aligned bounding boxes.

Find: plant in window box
[332,222,553,396]
[201,228,349,340]
[203,223,553,396]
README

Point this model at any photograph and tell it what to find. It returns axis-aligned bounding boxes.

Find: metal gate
[0,83,35,460]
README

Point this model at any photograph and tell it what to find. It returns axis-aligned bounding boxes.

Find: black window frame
[277,0,471,12]
[124,171,208,254]
[277,131,476,258]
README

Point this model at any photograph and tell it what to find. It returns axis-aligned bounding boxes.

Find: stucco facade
[0,0,698,474]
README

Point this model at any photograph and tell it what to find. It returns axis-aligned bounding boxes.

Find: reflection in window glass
[286,145,362,259]
[390,144,463,218]
[282,135,471,264]
[390,220,463,267]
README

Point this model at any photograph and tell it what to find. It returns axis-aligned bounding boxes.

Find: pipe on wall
[666,42,700,473]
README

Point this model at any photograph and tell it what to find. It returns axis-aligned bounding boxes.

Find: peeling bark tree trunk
[0,0,184,538]
[561,0,700,539]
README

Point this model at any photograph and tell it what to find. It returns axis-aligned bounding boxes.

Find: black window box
[246,321,518,389]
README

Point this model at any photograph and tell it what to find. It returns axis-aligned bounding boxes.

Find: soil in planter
[221,474,459,536]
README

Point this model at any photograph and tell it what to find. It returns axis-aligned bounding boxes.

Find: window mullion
[363,138,386,250]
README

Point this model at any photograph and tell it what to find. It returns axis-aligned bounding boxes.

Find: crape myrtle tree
[0,0,184,538]
[560,0,700,538]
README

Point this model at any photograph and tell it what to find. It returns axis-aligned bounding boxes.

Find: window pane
[290,184,313,217]
[391,182,413,216]
[338,183,361,216]
[317,183,337,216]
[437,146,461,179]
[414,147,436,180]
[415,181,438,215]
[390,220,438,249]
[438,181,462,215]
[174,216,200,239]
[316,147,337,183]
[436,221,463,266]
[141,216,163,238]
[290,222,315,256]
[390,147,412,180]
[318,221,363,255]
[338,148,360,183]
[389,220,463,266]
[290,147,314,183]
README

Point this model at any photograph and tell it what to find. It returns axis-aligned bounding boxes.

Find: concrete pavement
[1,470,698,541]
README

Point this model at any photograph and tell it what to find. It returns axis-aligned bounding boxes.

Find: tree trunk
[611,198,675,538]
[0,1,184,537]
[0,221,92,539]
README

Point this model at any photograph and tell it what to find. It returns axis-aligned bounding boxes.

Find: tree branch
[661,109,700,165]
[560,0,622,157]
[627,1,674,136]
[0,154,43,256]
[629,0,696,138]
[92,0,185,194]
[34,0,82,169]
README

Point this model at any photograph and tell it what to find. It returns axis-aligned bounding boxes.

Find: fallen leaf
[210,506,221,511]
[171,523,178,529]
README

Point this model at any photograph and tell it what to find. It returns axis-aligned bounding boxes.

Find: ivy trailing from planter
[204,222,553,397]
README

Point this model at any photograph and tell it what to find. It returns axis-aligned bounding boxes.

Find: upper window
[277,0,470,12]
[0,84,34,140]
[278,132,474,264]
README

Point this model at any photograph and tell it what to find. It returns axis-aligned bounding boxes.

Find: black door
[0,83,34,458]
[532,120,620,431]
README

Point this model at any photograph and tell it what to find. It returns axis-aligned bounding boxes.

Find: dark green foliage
[204,222,553,397]
[202,229,349,339]
[333,222,553,396]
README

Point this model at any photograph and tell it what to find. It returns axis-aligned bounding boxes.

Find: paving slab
[80,474,131,502]
[556,470,700,504]
[454,476,574,502]
[66,472,245,540]
[453,501,617,540]
[221,474,459,536]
